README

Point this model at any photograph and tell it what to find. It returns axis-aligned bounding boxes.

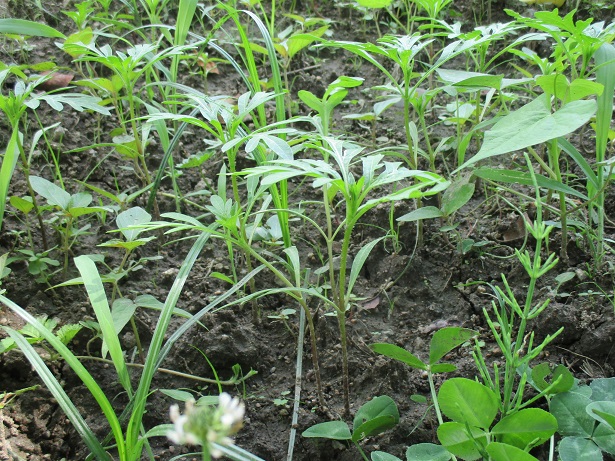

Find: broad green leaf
[406,443,452,461]
[429,327,477,365]
[550,391,594,437]
[111,298,137,336]
[437,68,503,91]
[287,28,328,59]
[437,422,487,460]
[438,378,498,428]
[30,176,71,209]
[531,363,574,394]
[370,343,427,370]
[298,90,322,112]
[117,207,151,241]
[372,451,403,461]
[473,168,588,200]
[593,423,615,455]
[558,436,602,461]
[491,408,557,449]
[0,18,66,38]
[485,442,539,461]
[9,196,33,214]
[590,378,615,401]
[302,421,352,440]
[587,402,615,430]
[458,94,596,170]
[352,396,399,441]
[440,178,475,217]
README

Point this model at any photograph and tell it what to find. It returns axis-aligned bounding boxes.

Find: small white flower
[166,393,246,458]
[218,392,245,430]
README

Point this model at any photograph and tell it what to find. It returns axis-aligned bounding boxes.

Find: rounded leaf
[438,378,498,428]
[491,408,557,449]
[437,422,487,460]
[406,443,452,461]
[302,421,351,440]
[558,436,602,461]
[486,442,540,461]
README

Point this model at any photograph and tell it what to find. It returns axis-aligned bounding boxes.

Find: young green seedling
[298,76,364,136]
[371,327,477,426]
[245,136,448,414]
[30,176,111,274]
[303,395,400,461]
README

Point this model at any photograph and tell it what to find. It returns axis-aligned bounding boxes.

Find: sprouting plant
[66,40,193,191]
[298,75,364,136]
[13,248,61,285]
[62,0,95,30]
[0,232,264,460]
[249,16,330,117]
[244,136,448,415]
[30,176,111,274]
[0,314,82,360]
[0,65,110,249]
[303,395,400,461]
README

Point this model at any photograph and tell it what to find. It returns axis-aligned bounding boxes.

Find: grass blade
[0,18,66,38]
[0,295,125,457]
[74,255,132,394]
[3,327,112,460]
[0,130,20,229]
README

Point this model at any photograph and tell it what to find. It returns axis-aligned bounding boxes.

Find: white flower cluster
[167,392,246,458]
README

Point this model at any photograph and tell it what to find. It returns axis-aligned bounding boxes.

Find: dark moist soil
[1,1,614,460]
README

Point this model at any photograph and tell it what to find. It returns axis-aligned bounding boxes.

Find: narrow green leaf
[473,167,588,200]
[0,130,20,226]
[370,343,427,370]
[346,237,383,299]
[0,296,124,455]
[0,18,66,38]
[74,255,131,392]
[3,328,111,459]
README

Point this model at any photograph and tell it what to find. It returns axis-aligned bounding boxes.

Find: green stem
[547,139,568,261]
[427,369,443,425]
